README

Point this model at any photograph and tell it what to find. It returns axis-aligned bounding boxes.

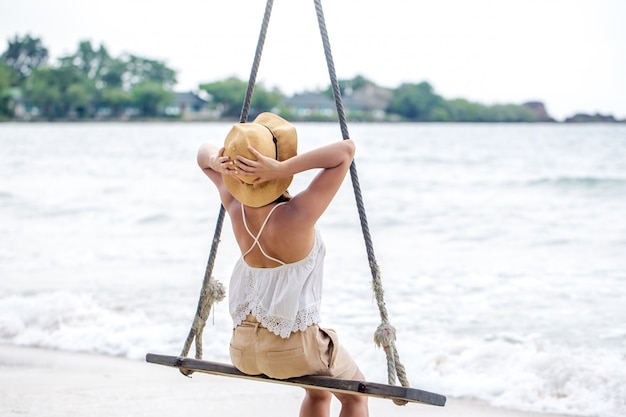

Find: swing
[146,0,446,407]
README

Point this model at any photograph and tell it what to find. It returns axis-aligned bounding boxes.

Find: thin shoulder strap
[241,202,288,265]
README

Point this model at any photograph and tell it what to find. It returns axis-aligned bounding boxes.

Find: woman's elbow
[343,139,356,161]
[197,143,212,169]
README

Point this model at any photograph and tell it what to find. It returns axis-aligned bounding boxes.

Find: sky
[1,0,625,120]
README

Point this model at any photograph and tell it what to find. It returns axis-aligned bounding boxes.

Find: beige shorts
[229,315,358,380]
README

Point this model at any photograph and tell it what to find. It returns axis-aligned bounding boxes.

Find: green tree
[59,40,111,81]
[200,77,248,117]
[59,41,120,114]
[0,62,17,119]
[54,42,177,117]
[130,81,173,117]
[446,98,489,122]
[387,81,448,121]
[118,55,176,117]
[99,58,127,89]
[323,74,376,98]
[125,55,176,89]
[250,86,284,113]
[486,104,536,122]
[0,34,49,84]
[24,66,94,119]
[92,57,129,115]
[199,76,284,118]
[429,106,452,122]
[23,67,61,118]
[65,82,94,118]
[100,88,131,117]
[445,99,537,122]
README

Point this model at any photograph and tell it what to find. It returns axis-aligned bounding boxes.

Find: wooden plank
[146,353,446,406]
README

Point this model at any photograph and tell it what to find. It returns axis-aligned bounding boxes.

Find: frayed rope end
[373,323,396,348]
[207,278,226,302]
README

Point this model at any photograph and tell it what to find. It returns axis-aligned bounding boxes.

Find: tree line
[0,35,176,120]
[1,34,541,122]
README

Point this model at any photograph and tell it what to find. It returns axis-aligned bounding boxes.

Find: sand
[0,344,573,417]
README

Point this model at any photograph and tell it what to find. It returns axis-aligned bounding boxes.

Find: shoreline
[0,344,575,417]
[2,118,626,124]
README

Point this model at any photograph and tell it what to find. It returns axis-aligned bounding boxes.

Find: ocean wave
[527,176,626,188]
[3,290,624,417]
[0,291,221,361]
[136,213,171,224]
[400,333,626,417]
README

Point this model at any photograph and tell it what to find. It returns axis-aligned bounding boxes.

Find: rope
[178,0,274,375]
[180,1,410,404]
[313,0,410,405]
[239,0,274,123]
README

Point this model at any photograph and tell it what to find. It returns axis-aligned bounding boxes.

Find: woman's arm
[196,143,239,210]
[235,139,356,223]
[234,139,355,183]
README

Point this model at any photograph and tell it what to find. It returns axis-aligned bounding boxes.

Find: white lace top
[229,204,326,338]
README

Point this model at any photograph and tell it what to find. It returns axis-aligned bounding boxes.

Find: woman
[197,112,369,417]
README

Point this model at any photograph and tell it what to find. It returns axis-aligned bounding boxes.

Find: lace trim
[232,302,321,339]
[230,230,323,338]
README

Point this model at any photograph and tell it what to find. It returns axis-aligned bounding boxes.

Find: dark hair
[273,191,292,204]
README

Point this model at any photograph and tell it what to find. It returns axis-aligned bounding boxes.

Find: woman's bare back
[232,202,316,267]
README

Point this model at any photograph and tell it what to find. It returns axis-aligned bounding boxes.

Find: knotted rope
[180,1,410,405]
[178,0,274,374]
[313,0,410,405]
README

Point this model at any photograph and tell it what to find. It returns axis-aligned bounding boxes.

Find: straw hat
[222,112,298,207]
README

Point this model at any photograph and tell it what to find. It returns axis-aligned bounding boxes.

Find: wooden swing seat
[146,353,446,406]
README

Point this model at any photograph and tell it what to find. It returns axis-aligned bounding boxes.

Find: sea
[1,121,625,416]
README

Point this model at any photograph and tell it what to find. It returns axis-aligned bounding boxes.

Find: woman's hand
[197,144,243,184]
[234,146,285,185]
[209,147,233,173]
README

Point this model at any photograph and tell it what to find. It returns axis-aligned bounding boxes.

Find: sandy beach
[0,344,575,417]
